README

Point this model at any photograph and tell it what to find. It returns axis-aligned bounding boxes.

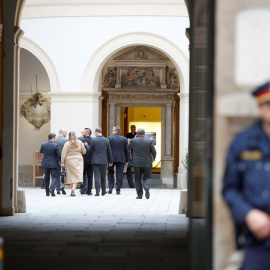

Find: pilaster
[177,92,189,189]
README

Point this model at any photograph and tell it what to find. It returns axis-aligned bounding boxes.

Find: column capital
[108,101,116,106]
[178,92,189,103]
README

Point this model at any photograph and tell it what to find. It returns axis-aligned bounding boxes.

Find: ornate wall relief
[121,67,161,88]
[102,67,116,88]
[20,92,50,129]
[167,68,180,89]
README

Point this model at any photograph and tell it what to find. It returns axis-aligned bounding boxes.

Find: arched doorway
[99,45,180,187]
[82,34,189,190]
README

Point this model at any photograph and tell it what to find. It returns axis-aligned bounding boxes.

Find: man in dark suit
[55,128,68,195]
[126,124,137,139]
[125,125,136,188]
[108,126,129,195]
[40,133,61,196]
[80,128,93,195]
[127,128,156,199]
[89,127,113,196]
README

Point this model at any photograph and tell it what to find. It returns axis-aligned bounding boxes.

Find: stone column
[165,103,172,156]
[161,102,174,188]
[14,27,24,213]
[115,105,121,127]
[177,92,189,189]
[2,0,23,216]
[115,66,121,88]
[109,102,116,134]
[98,96,103,128]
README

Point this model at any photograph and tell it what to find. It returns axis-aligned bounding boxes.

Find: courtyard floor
[0,187,188,270]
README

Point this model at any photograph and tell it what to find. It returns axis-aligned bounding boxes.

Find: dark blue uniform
[223,120,270,270]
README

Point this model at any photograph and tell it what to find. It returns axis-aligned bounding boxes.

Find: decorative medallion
[167,68,180,89]
[102,67,116,88]
[20,92,50,129]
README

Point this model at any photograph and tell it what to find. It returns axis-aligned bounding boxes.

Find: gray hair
[113,126,121,134]
[59,128,66,135]
[137,128,145,135]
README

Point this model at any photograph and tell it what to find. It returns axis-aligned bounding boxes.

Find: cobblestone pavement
[0,187,188,270]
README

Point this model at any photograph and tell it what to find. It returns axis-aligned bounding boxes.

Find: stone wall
[214,0,270,269]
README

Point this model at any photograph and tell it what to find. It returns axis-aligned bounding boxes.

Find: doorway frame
[103,88,178,188]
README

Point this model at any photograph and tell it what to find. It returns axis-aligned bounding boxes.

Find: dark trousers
[56,165,65,191]
[134,167,152,197]
[108,162,125,191]
[43,168,58,192]
[92,164,107,194]
[124,165,135,188]
[83,163,93,192]
[242,246,270,270]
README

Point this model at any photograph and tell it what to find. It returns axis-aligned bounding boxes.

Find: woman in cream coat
[61,131,87,196]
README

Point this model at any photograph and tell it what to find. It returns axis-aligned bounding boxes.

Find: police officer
[223,82,270,270]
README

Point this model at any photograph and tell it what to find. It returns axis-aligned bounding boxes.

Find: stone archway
[19,36,60,92]
[81,32,189,188]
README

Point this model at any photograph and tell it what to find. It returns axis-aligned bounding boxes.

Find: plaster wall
[20,16,189,93]
[19,48,51,185]
[20,48,50,93]
[49,93,100,138]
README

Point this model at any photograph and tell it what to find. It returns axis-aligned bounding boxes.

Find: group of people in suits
[40,125,156,199]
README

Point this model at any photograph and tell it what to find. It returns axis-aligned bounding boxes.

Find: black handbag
[60,167,66,183]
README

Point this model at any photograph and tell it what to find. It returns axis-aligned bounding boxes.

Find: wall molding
[21,0,188,18]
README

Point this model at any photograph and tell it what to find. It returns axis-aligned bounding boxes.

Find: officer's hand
[245,209,270,240]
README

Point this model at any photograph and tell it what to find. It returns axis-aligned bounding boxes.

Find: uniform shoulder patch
[241,150,262,160]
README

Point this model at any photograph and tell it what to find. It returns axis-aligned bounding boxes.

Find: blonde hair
[68,131,79,149]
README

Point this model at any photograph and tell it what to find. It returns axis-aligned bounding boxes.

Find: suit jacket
[55,135,68,154]
[80,136,93,164]
[89,135,113,165]
[40,140,61,168]
[127,137,156,167]
[108,134,129,163]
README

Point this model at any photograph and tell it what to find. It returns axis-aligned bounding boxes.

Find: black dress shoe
[136,196,142,199]
[108,189,112,194]
[49,190,55,197]
[116,191,120,195]
[80,186,87,195]
[61,188,66,195]
[101,193,106,196]
[95,193,99,196]
[144,188,150,199]
[46,192,49,196]
[87,192,92,195]
[57,191,61,195]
